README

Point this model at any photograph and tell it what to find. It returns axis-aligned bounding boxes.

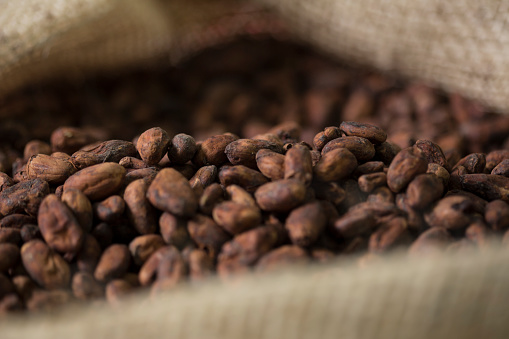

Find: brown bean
[72,272,104,300]
[255,149,285,180]
[485,200,509,231]
[0,228,21,245]
[284,145,313,185]
[0,243,19,272]
[94,195,125,222]
[414,139,448,169]
[226,139,283,169]
[23,140,52,161]
[159,215,189,253]
[340,121,387,144]
[94,244,131,283]
[406,174,444,208]
[136,127,171,166]
[322,136,375,162]
[64,162,126,201]
[358,172,387,193]
[168,133,197,165]
[0,179,49,217]
[139,246,176,286]
[218,165,269,193]
[199,183,224,215]
[129,234,166,266]
[193,134,238,167]
[26,154,76,184]
[313,127,342,151]
[485,150,509,173]
[61,188,93,233]
[70,140,137,170]
[460,174,509,202]
[212,201,261,235]
[50,126,107,154]
[124,178,157,234]
[119,156,147,169]
[76,235,102,274]
[315,145,357,182]
[146,168,198,217]
[38,194,84,254]
[374,141,401,165]
[386,146,428,193]
[332,210,376,239]
[492,159,509,176]
[255,179,307,212]
[225,185,256,207]
[454,153,486,174]
[285,202,326,247]
[21,240,70,289]
[189,165,217,189]
[0,214,36,229]
[368,217,411,253]
[256,245,309,272]
[425,195,479,230]
[187,215,231,259]
[188,249,214,282]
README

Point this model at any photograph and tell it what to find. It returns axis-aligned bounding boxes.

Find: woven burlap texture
[0,0,279,99]
[2,248,509,339]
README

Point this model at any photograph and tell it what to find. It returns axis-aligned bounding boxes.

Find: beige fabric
[2,0,509,112]
[261,0,509,112]
[2,248,509,339]
[0,0,279,99]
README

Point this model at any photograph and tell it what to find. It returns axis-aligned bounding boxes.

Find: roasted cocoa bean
[71,140,137,169]
[136,127,171,166]
[255,149,285,180]
[340,121,387,144]
[61,188,93,233]
[321,136,375,162]
[386,146,428,193]
[187,215,231,259]
[0,179,49,217]
[94,195,125,222]
[159,212,190,249]
[129,234,166,266]
[38,194,84,254]
[285,202,326,247]
[94,244,131,283]
[218,165,269,193]
[21,240,71,289]
[63,163,126,201]
[255,179,307,212]
[147,168,198,217]
[72,272,105,300]
[213,201,262,235]
[284,145,313,185]
[314,148,357,182]
[226,139,283,169]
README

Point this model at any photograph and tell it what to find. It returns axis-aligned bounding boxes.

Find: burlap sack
[2,248,509,339]
[1,1,509,338]
[1,0,509,112]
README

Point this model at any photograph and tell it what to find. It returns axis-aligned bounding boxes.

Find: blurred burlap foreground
[1,0,509,338]
[2,248,509,339]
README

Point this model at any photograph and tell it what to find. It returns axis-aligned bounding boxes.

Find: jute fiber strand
[2,248,509,339]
